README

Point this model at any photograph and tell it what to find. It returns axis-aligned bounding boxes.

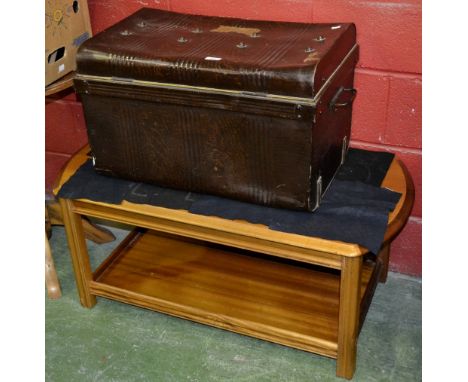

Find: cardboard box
[45,0,92,86]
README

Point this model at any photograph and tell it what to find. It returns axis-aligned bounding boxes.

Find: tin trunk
[75,8,359,211]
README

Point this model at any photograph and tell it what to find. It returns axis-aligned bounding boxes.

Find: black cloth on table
[58,148,400,254]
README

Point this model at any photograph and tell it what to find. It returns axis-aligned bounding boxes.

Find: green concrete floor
[46,225,421,382]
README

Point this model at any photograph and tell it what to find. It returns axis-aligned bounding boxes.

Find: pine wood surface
[46,199,116,244]
[45,233,61,299]
[382,159,415,244]
[53,145,413,259]
[55,144,412,379]
[60,198,96,308]
[45,72,75,97]
[72,200,343,269]
[90,229,376,359]
[336,256,362,378]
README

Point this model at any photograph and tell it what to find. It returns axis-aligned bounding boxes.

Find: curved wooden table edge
[45,72,75,97]
[382,158,415,245]
[53,145,413,258]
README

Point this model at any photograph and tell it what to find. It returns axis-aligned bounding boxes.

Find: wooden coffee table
[54,145,414,379]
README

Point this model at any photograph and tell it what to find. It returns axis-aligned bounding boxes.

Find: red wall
[46,0,422,276]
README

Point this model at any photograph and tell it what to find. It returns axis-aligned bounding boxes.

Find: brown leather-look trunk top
[76,8,355,98]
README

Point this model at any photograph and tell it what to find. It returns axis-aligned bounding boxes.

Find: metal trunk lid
[76,8,356,99]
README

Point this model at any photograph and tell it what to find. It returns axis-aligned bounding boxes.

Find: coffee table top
[55,145,414,258]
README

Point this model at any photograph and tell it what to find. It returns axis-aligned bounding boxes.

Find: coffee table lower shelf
[89,229,380,359]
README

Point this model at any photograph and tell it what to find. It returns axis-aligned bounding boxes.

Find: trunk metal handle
[329,87,357,111]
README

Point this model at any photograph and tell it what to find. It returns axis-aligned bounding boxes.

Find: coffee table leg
[378,244,390,283]
[60,198,97,308]
[336,256,362,379]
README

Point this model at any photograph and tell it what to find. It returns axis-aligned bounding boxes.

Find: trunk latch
[315,175,323,210]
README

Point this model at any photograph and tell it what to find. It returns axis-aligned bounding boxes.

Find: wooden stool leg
[45,233,62,299]
[336,256,362,379]
[81,217,116,244]
[46,199,116,244]
[59,198,97,308]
